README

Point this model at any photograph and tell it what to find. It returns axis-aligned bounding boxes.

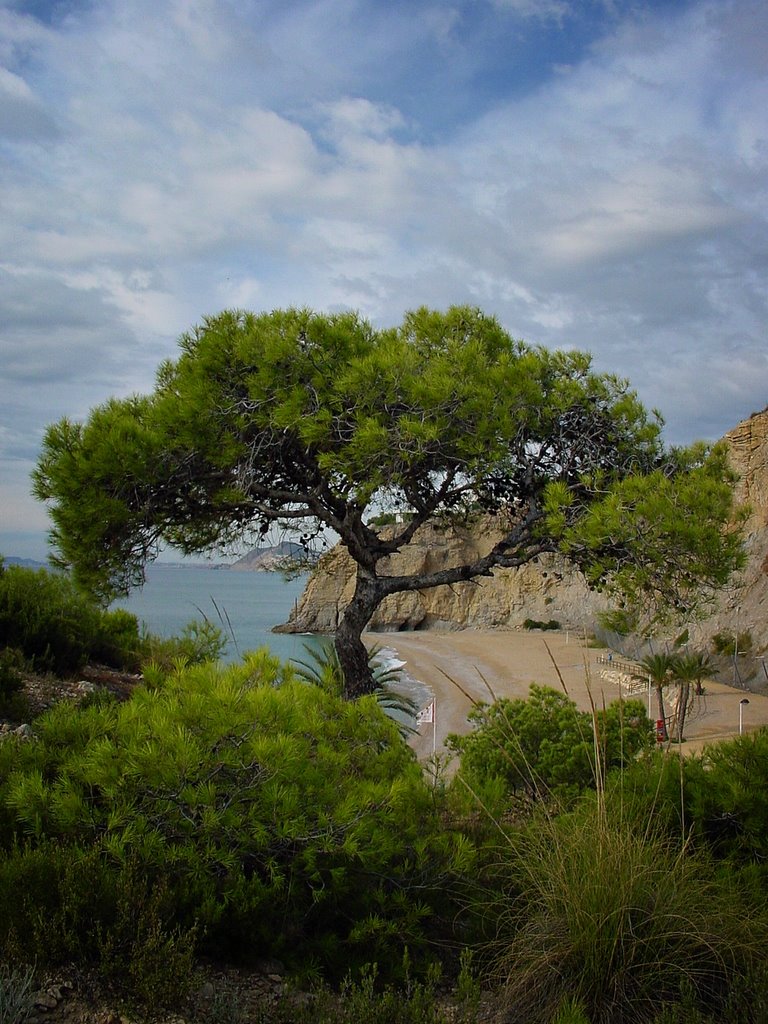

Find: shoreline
[364,629,768,762]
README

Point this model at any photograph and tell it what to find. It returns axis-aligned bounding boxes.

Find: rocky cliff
[279,407,768,652]
[277,518,608,635]
[227,541,308,572]
[689,407,768,656]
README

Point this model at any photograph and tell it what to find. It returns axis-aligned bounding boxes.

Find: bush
[711,630,753,656]
[488,807,767,1024]
[447,685,654,805]
[0,653,470,981]
[0,841,197,1013]
[522,619,560,631]
[597,608,638,637]
[0,564,141,674]
[248,960,459,1024]
[604,732,768,878]
[139,617,226,673]
[0,647,26,717]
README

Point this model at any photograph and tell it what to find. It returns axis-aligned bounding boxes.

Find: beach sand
[363,629,768,762]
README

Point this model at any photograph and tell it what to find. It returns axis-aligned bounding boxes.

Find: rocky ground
[16,961,497,1024]
[21,961,293,1024]
[0,663,140,738]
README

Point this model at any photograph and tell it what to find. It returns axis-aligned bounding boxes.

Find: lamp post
[739,698,750,735]
[733,609,740,687]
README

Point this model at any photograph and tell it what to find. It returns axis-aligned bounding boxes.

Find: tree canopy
[33,305,744,697]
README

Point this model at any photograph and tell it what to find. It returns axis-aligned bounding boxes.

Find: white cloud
[490,0,571,21]
[321,97,406,139]
[542,163,738,264]
[0,64,56,137]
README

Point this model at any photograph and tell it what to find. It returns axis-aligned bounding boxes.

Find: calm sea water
[112,565,318,666]
[111,564,430,710]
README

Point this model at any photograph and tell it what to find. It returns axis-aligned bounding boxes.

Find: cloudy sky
[1,0,767,561]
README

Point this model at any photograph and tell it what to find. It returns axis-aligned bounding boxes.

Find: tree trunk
[655,685,668,742]
[334,570,383,700]
[675,681,691,742]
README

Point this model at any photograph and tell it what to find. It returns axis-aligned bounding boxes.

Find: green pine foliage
[611,732,768,877]
[0,652,471,981]
[33,306,744,698]
[447,685,654,805]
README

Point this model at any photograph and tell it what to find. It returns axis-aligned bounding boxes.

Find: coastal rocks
[278,406,768,653]
[727,408,768,528]
[277,518,607,635]
[227,541,311,571]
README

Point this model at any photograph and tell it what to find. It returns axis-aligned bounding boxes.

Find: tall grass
[0,962,35,1024]
[488,807,763,1023]
[450,647,766,1023]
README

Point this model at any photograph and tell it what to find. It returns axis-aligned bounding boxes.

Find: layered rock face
[277,518,607,634]
[278,408,768,649]
[690,407,768,654]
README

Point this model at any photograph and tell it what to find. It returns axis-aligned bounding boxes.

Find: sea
[111,564,318,666]
[111,565,428,710]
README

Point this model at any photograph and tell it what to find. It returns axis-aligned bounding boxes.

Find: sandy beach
[364,629,768,762]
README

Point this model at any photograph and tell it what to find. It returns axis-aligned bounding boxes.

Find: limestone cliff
[277,518,607,634]
[279,407,768,651]
[689,407,768,656]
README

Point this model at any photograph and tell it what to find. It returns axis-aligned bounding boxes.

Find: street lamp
[739,698,750,735]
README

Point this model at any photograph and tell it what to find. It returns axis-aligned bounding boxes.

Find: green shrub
[0,652,470,980]
[598,608,638,637]
[522,619,560,631]
[681,730,768,870]
[604,732,768,876]
[248,959,455,1024]
[0,564,141,674]
[91,607,143,669]
[0,647,26,717]
[139,617,226,673]
[447,685,654,805]
[0,841,197,1014]
[711,630,753,656]
[95,861,198,1011]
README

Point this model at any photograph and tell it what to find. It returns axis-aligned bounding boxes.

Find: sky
[1,0,767,562]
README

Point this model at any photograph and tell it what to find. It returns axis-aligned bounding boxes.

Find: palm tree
[682,650,715,696]
[292,639,416,736]
[632,652,677,742]
[670,651,715,742]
